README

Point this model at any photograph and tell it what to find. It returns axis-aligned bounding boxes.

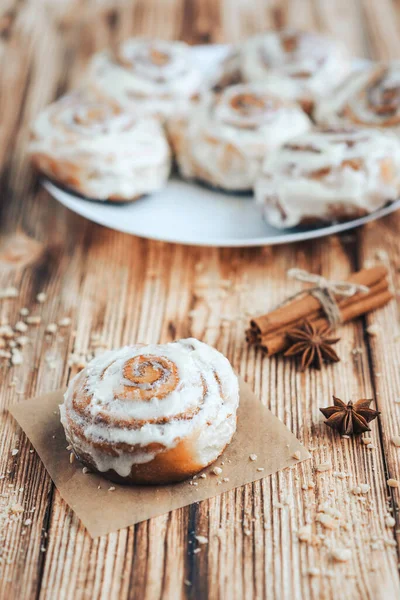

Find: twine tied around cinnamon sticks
[282,268,370,326]
[246,266,392,357]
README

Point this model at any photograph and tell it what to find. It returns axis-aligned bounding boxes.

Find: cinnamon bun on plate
[255,126,400,229]
[169,83,311,192]
[60,339,239,485]
[86,38,203,121]
[315,62,400,133]
[214,29,351,114]
[28,92,171,202]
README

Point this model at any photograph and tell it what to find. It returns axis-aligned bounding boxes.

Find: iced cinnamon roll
[255,127,400,229]
[214,30,351,114]
[86,39,203,121]
[28,92,171,201]
[315,63,400,133]
[60,339,239,485]
[169,83,311,192]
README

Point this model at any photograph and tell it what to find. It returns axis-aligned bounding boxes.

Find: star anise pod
[284,320,340,370]
[320,396,380,435]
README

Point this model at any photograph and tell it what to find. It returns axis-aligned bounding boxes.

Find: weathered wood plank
[1,1,400,599]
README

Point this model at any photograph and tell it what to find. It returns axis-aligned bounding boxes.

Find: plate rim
[42,46,398,247]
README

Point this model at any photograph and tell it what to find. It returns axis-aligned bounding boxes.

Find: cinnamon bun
[215,30,351,114]
[169,83,311,192]
[315,63,400,133]
[86,38,203,121]
[255,126,400,229]
[28,92,171,202]
[60,339,239,485]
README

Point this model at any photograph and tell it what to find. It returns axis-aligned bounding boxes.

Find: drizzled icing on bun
[60,339,239,483]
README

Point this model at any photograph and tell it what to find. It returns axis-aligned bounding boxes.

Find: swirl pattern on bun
[86,39,203,120]
[214,30,351,114]
[60,339,239,484]
[169,83,311,191]
[315,63,400,132]
[28,92,171,201]
[255,126,400,229]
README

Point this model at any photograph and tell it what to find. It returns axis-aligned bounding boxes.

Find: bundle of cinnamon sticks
[246,266,392,356]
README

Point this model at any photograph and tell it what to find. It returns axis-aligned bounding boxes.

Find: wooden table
[1,1,400,598]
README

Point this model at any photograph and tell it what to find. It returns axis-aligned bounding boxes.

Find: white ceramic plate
[43,46,400,247]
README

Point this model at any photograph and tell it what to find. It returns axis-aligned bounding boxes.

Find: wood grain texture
[0,1,400,599]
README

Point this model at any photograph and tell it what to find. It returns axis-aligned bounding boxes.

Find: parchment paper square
[10,378,310,537]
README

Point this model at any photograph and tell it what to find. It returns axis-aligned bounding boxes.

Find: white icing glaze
[218,30,350,107]
[255,127,400,228]
[86,39,203,120]
[60,339,239,477]
[170,83,311,191]
[315,63,400,134]
[28,92,171,200]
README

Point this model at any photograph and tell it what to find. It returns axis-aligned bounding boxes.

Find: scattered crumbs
[193,548,201,554]
[36,292,47,303]
[0,287,19,299]
[97,485,101,490]
[11,350,23,365]
[200,473,207,479]
[292,451,301,460]
[387,479,399,488]
[331,548,352,563]
[10,503,24,514]
[375,249,388,261]
[16,335,29,347]
[257,467,264,472]
[333,471,349,479]
[24,518,32,526]
[243,529,251,536]
[69,452,75,464]
[391,436,400,447]
[195,535,208,545]
[308,447,317,452]
[212,467,222,475]
[108,486,116,492]
[307,567,320,577]
[360,484,370,494]
[316,513,339,530]
[274,502,285,510]
[45,323,58,334]
[385,515,396,528]
[11,449,18,456]
[366,324,379,337]
[66,445,72,451]
[341,435,350,439]
[26,316,41,325]
[59,317,71,327]
[249,454,257,461]
[82,467,89,474]
[20,307,29,316]
[184,580,191,586]
[14,321,28,333]
[351,347,363,355]
[29,449,34,454]
[222,477,229,483]
[362,437,373,445]
[297,525,312,543]
[315,462,332,473]
[366,444,375,449]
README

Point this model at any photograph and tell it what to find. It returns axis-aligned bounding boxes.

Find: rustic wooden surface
[1,1,400,598]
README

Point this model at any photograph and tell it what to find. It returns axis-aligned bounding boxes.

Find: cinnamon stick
[246,277,389,344]
[250,266,388,337]
[258,289,393,357]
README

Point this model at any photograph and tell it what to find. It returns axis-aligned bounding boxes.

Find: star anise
[284,320,340,370]
[320,396,380,435]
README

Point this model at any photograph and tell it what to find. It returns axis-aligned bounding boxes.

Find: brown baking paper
[9,378,310,538]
